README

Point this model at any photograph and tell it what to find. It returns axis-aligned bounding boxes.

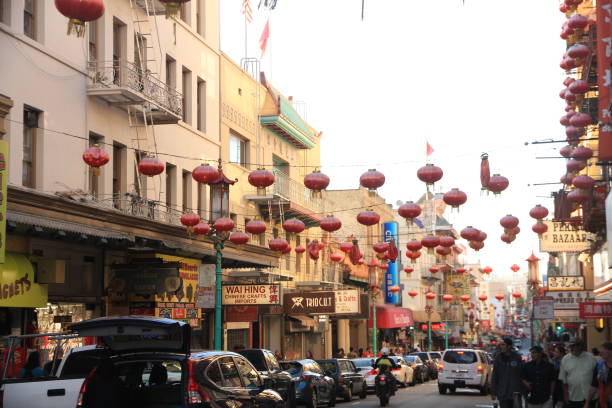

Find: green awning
[260,92,317,149]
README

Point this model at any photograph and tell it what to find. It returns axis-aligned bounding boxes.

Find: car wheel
[438,384,447,395]
[359,383,367,399]
[328,387,336,407]
[479,384,489,396]
[410,372,416,387]
[449,386,456,394]
[422,371,428,383]
[344,386,352,402]
[306,389,318,408]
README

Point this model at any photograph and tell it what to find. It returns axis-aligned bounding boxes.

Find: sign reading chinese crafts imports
[545,290,594,310]
[533,296,554,319]
[222,284,281,305]
[539,221,590,252]
[547,276,585,291]
[335,290,360,314]
[597,0,612,160]
[383,222,399,305]
[283,291,335,314]
[0,141,6,264]
[579,302,612,318]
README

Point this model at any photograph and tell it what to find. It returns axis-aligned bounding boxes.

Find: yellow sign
[0,140,7,264]
[539,221,590,252]
[0,253,48,307]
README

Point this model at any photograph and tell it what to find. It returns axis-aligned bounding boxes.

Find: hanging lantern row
[417,163,443,186]
[559,0,584,14]
[359,169,385,194]
[460,226,487,252]
[398,202,422,224]
[442,188,467,210]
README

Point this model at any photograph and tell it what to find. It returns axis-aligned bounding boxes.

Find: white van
[437,349,492,395]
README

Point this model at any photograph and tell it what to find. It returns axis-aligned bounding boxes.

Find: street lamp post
[368,259,383,356]
[444,307,449,349]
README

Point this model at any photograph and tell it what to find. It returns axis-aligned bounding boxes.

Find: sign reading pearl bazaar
[539,221,590,252]
[222,284,281,305]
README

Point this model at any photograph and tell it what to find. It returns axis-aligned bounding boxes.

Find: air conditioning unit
[37,260,66,284]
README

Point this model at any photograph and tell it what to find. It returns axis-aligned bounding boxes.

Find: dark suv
[409,352,440,380]
[69,316,285,408]
[238,349,295,407]
[316,359,367,401]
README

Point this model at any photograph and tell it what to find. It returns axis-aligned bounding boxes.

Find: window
[182,170,192,212]
[165,163,176,211]
[196,0,205,36]
[264,352,280,372]
[182,67,192,124]
[285,232,291,270]
[112,142,126,209]
[295,235,302,273]
[235,357,261,389]
[197,78,206,132]
[165,55,176,88]
[134,33,147,72]
[88,132,103,198]
[217,356,242,388]
[88,21,97,61]
[229,133,248,167]
[134,151,147,199]
[442,351,477,364]
[318,361,336,374]
[197,182,207,220]
[206,360,223,387]
[24,0,35,39]
[0,0,10,25]
[113,19,126,85]
[179,2,191,25]
[22,107,39,188]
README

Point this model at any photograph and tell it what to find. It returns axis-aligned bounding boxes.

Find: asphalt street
[347,381,495,408]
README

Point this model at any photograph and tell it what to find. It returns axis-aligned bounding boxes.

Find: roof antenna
[361,0,365,20]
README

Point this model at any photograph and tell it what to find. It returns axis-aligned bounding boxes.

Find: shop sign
[446,273,470,298]
[383,222,399,305]
[533,296,554,319]
[129,302,156,316]
[157,301,200,327]
[597,0,612,160]
[283,291,335,315]
[539,221,590,252]
[420,323,445,331]
[111,262,181,297]
[0,253,48,308]
[579,301,612,318]
[226,305,259,322]
[547,276,585,291]
[222,284,281,305]
[196,286,215,309]
[545,290,594,310]
[334,290,360,314]
[0,141,7,264]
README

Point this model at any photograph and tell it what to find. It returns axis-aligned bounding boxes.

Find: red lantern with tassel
[55,0,105,37]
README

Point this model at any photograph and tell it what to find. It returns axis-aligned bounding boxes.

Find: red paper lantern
[408,290,418,297]
[389,285,400,293]
[304,170,330,196]
[478,295,488,302]
[319,216,342,232]
[567,188,588,204]
[406,251,421,263]
[417,163,443,185]
[295,245,306,254]
[229,231,249,246]
[248,169,274,193]
[282,218,305,234]
[573,174,594,190]
[421,235,440,250]
[488,174,509,195]
[357,210,380,226]
[495,294,505,301]
[529,204,549,220]
[406,240,423,252]
[340,242,353,253]
[560,145,575,158]
[568,14,590,31]
[569,113,591,128]
[442,294,453,302]
[404,267,414,275]
[469,241,485,251]
[359,169,385,192]
[158,0,192,18]
[138,156,165,177]
[561,173,575,185]
[443,188,467,208]
[429,266,439,274]
[475,230,487,242]
[439,236,455,247]
[378,263,389,271]
[563,77,575,87]
[193,222,211,235]
[508,226,521,235]
[281,245,292,255]
[425,292,436,300]
[398,202,422,222]
[55,0,105,37]
[436,246,451,256]
[456,267,467,274]
[460,295,471,302]
[570,146,593,160]
[567,159,587,173]
[482,266,492,274]
[532,222,548,236]
[566,126,581,139]
[180,213,200,228]
[82,145,109,175]
[330,252,343,262]
[560,114,571,126]
[501,233,515,244]
[373,242,389,253]
[500,215,519,229]
[569,80,589,95]
[245,220,267,235]
[460,226,480,241]
[512,292,522,299]
[268,238,289,252]
[192,163,219,184]
[213,217,234,232]
[567,44,590,60]
[510,264,520,273]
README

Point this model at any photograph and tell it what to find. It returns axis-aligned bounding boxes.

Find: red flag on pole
[241,0,253,23]
[259,19,270,57]
[426,141,434,156]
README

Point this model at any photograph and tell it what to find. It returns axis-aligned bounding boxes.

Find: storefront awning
[368,306,413,329]
[0,253,48,307]
[288,315,316,327]
[412,310,442,322]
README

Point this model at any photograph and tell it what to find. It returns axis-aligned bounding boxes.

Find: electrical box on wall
[37,260,66,284]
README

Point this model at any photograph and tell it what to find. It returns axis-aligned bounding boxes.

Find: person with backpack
[583,342,612,408]
[18,351,44,378]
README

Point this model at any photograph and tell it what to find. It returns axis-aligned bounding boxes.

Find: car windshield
[318,361,337,374]
[404,356,417,364]
[238,350,267,371]
[430,352,441,360]
[390,357,403,364]
[352,359,373,368]
[411,352,429,361]
[443,351,477,364]
[279,361,302,376]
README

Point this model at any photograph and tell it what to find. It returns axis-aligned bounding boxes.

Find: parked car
[316,359,367,401]
[351,358,376,391]
[1,316,285,408]
[279,359,335,408]
[239,348,296,407]
[437,348,492,395]
[403,355,429,384]
[408,352,439,379]
[388,356,414,387]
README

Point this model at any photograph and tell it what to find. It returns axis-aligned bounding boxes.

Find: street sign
[533,296,554,319]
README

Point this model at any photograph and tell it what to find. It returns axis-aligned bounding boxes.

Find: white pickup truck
[1,344,103,408]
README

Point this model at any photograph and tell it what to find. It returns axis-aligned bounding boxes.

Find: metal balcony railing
[272,170,323,213]
[87,60,183,118]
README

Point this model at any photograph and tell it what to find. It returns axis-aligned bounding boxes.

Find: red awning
[367,306,414,329]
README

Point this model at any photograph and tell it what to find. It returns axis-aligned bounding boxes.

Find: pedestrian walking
[521,345,556,408]
[491,337,525,408]
[335,348,345,358]
[347,347,357,358]
[583,342,612,408]
[559,339,598,408]
[551,344,567,408]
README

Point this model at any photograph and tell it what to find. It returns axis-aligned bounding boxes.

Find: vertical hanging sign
[383,222,399,304]
[597,1,612,160]
[0,140,7,264]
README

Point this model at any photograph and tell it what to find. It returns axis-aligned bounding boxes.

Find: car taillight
[76,367,97,407]
[392,368,401,372]
[368,369,379,376]
[476,364,484,372]
[437,364,444,372]
[187,360,212,405]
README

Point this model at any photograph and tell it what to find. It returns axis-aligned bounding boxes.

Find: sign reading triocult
[222,284,281,305]
[539,221,590,252]
[283,291,335,314]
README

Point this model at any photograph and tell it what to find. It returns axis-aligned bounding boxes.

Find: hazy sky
[220,0,566,279]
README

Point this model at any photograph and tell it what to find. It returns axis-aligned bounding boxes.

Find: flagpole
[244,14,248,59]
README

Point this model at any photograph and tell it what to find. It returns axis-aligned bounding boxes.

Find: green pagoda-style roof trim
[260,113,316,149]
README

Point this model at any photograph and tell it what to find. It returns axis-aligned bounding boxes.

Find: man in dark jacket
[491,337,525,408]
[521,345,556,407]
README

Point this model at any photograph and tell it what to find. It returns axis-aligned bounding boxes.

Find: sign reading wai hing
[539,221,590,252]
[547,276,585,291]
[222,284,281,305]
[283,291,335,314]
